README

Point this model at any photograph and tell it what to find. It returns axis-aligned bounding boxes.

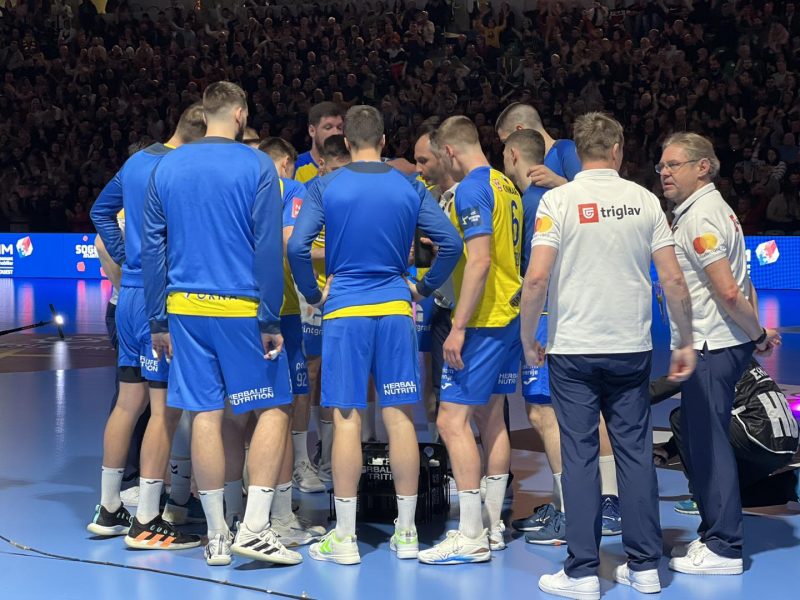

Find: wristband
[752,328,767,346]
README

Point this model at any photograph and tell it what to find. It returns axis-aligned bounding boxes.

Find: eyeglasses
[654,159,701,174]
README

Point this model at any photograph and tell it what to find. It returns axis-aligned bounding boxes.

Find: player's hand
[667,345,696,383]
[420,236,439,256]
[403,275,425,303]
[152,332,173,363]
[262,332,284,360]
[313,275,334,308]
[527,165,568,189]
[523,341,546,367]
[755,328,781,356]
[443,326,466,370]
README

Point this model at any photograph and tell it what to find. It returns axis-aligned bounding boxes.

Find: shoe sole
[674,508,700,515]
[86,523,129,537]
[390,542,419,559]
[602,529,622,536]
[512,524,544,532]
[525,537,566,546]
[538,581,599,600]
[124,536,202,550]
[418,553,491,565]
[231,545,303,565]
[308,549,361,565]
[206,555,232,566]
[668,561,743,575]
[614,573,661,594]
[489,542,506,551]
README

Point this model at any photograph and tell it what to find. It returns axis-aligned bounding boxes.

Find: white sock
[310,405,320,433]
[199,488,227,538]
[292,431,310,466]
[320,420,333,467]
[361,402,376,442]
[100,466,124,511]
[458,489,483,539]
[396,495,417,531]
[552,473,564,513]
[223,479,244,525]
[334,496,357,538]
[599,455,618,497]
[168,457,192,505]
[136,478,163,523]
[482,474,509,527]
[272,481,293,519]
[427,422,439,443]
[243,486,274,533]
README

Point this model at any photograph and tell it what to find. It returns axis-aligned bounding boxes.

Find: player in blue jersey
[88,104,206,550]
[495,102,582,188]
[256,136,328,545]
[496,103,624,539]
[300,133,352,482]
[501,128,570,542]
[295,101,344,184]
[142,82,300,567]
[288,105,463,565]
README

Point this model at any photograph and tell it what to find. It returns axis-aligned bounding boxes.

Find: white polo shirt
[532,169,673,354]
[669,183,751,351]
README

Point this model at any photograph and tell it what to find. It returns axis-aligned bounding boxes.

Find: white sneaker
[418,529,491,565]
[614,563,661,594]
[389,520,419,559]
[488,521,506,551]
[205,531,233,566]
[668,542,743,575]
[309,530,361,565]
[120,486,140,507]
[292,461,326,493]
[538,569,600,600]
[272,513,326,546]
[670,537,703,557]
[231,522,302,565]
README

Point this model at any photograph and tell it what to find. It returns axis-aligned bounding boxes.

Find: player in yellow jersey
[294,102,345,184]
[418,116,523,565]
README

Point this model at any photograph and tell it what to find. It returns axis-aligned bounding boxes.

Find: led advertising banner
[0,234,104,279]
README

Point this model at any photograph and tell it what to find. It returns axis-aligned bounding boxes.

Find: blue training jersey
[287,162,463,316]
[90,143,173,287]
[521,183,547,275]
[544,139,582,182]
[142,137,284,334]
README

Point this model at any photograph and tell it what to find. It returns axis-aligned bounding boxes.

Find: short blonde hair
[431,116,480,152]
[573,112,624,162]
[662,132,720,178]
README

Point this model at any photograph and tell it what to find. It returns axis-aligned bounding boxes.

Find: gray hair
[662,132,720,178]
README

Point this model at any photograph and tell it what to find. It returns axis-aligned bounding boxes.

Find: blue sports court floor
[1,278,798,600]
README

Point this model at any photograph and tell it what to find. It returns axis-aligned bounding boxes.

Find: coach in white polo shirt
[658,133,781,577]
[521,112,696,600]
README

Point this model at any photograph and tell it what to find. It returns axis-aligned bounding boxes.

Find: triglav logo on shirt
[578,203,642,224]
[578,203,599,223]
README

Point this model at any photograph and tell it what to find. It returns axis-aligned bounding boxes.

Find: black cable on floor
[0,534,315,599]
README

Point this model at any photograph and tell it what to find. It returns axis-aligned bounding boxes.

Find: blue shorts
[116,286,168,382]
[522,314,550,403]
[301,305,323,357]
[415,296,435,353]
[441,317,521,405]
[281,314,309,395]
[167,314,293,414]
[321,315,420,409]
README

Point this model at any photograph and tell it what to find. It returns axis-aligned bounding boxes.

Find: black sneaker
[124,515,202,550]
[87,504,133,537]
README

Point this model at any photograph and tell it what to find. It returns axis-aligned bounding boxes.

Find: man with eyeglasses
[658,132,781,577]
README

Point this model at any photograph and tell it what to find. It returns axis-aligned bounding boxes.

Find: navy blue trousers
[549,352,662,578]
[680,342,753,559]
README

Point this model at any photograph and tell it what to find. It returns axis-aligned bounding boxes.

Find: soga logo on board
[75,244,99,259]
